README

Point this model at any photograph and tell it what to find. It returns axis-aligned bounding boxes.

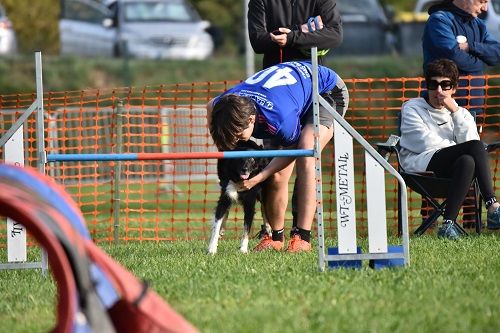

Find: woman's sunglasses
[426,79,454,91]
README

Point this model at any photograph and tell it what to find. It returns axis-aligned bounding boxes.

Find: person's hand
[300,15,324,33]
[270,28,291,47]
[438,93,459,113]
[458,41,469,52]
[236,174,264,192]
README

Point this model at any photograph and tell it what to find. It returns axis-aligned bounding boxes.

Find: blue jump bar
[47,149,314,162]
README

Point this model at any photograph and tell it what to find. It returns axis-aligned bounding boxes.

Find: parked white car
[59,0,214,60]
[415,0,500,41]
[0,4,17,55]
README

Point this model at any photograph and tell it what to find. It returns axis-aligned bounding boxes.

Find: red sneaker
[253,235,284,252]
[286,234,311,253]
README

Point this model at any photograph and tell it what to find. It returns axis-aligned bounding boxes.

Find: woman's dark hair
[424,58,459,87]
[209,94,256,151]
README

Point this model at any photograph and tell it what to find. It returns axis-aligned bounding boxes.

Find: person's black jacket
[248,0,343,69]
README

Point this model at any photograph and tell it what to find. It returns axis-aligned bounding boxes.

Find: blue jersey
[215,61,338,146]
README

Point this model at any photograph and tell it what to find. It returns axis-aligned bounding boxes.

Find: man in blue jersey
[207,61,349,252]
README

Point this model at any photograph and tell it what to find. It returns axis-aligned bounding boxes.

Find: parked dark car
[334,0,394,56]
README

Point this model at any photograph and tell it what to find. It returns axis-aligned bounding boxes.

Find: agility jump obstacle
[2,49,409,273]
[0,52,48,273]
[308,48,409,270]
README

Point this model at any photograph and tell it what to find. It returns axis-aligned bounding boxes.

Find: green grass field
[1,234,500,333]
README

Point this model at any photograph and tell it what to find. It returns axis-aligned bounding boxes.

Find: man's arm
[424,14,484,73]
[286,0,343,49]
[468,28,500,66]
[238,155,296,191]
[247,0,277,54]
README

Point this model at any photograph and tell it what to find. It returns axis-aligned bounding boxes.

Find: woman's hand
[438,94,459,113]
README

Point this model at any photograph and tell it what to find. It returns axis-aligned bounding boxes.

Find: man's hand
[270,28,291,47]
[301,15,324,33]
[458,41,469,52]
[236,173,264,192]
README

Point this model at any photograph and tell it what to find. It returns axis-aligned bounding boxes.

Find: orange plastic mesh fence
[0,76,499,244]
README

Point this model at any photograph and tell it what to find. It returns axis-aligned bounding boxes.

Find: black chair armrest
[486,142,500,152]
[375,135,400,159]
[414,171,436,177]
[375,143,398,154]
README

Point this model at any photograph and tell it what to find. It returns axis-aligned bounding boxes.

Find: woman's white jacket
[399,97,479,172]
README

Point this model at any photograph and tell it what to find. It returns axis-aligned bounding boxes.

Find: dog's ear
[242,139,261,150]
[217,159,229,180]
[257,157,270,170]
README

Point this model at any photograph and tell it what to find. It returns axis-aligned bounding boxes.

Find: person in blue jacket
[207,61,349,253]
[421,0,500,227]
[422,0,500,114]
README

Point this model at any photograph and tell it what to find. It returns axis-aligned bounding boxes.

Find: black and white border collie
[207,140,270,254]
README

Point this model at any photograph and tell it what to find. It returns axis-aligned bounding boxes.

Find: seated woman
[399,58,500,239]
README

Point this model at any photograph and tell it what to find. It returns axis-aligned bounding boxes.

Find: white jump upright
[5,126,26,262]
[333,120,357,254]
[365,152,389,254]
[0,52,48,273]
[310,48,410,271]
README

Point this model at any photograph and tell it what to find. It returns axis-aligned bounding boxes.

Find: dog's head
[218,140,269,184]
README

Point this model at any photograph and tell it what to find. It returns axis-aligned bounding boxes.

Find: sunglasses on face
[426,79,454,91]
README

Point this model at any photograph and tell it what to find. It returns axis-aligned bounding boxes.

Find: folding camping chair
[375,134,495,236]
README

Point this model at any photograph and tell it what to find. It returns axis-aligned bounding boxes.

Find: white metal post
[0,52,47,272]
[5,127,26,262]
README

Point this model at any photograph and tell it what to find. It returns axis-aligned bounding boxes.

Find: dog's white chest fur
[225,181,240,202]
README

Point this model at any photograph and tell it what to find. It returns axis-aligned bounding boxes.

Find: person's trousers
[426,140,495,221]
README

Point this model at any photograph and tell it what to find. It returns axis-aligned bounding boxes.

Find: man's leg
[253,161,294,251]
[263,163,295,232]
[287,124,333,252]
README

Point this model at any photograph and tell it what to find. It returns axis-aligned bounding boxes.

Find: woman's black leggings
[426,140,495,221]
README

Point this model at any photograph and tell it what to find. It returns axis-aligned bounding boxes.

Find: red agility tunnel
[0,164,198,333]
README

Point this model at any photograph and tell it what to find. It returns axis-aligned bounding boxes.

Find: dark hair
[209,94,256,151]
[424,58,459,87]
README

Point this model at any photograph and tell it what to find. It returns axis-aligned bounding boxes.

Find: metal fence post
[113,100,125,243]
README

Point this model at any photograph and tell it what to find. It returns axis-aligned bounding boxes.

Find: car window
[492,0,500,13]
[63,0,110,23]
[337,0,381,18]
[415,0,439,13]
[123,1,197,22]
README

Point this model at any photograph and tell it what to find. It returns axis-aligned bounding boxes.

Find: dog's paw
[207,240,218,255]
[240,237,249,253]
